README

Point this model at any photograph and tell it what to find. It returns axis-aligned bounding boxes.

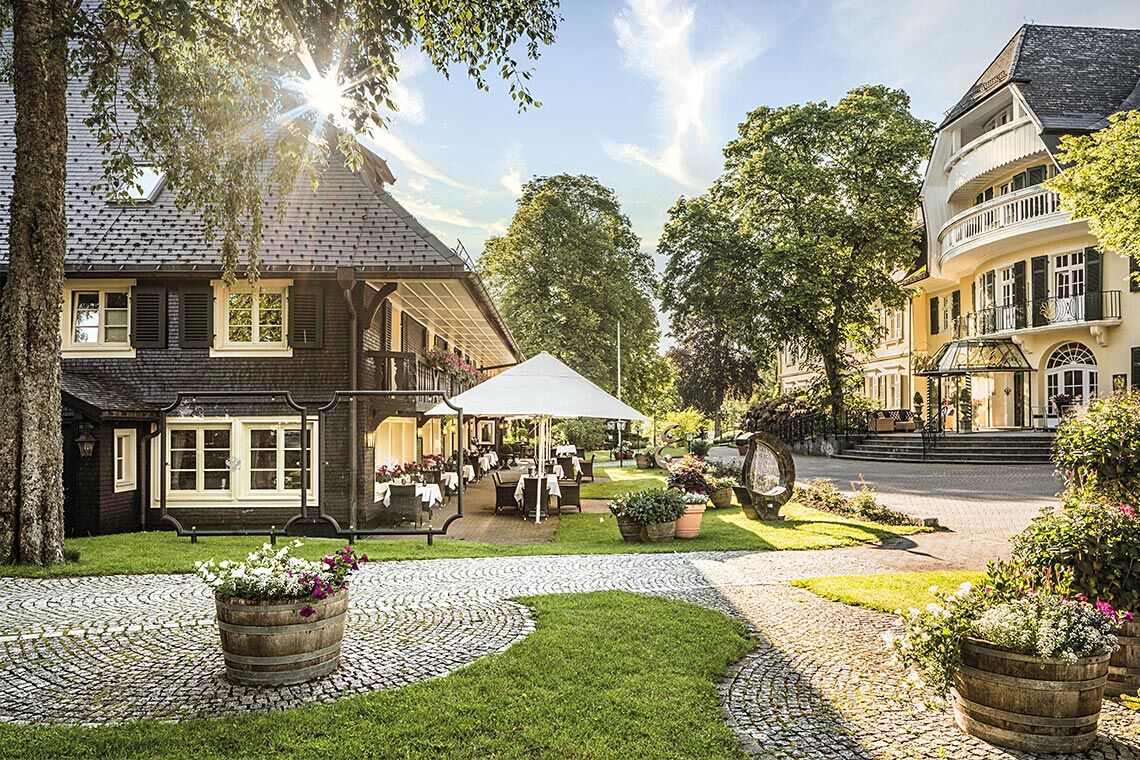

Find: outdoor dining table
[439,471,460,491]
[374,482,443,507]
[514,473,561,505]
[462,464,476,482]
[554,444,577,456]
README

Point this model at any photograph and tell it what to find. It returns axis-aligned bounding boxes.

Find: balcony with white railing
[943,117,1042,197]
[937,186,1072,269]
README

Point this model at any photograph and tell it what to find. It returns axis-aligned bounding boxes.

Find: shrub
[688,438,711,457]
[608,488,686,525]
[552,418,607,452]
[707,459,742,480]
[666,454,711,495]
[990,493,1140,614]
[793,479,913,526]
[1054,392,1140,503]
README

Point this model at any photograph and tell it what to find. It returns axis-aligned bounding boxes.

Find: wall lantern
[364,430,376,449]
[76,426,98,459]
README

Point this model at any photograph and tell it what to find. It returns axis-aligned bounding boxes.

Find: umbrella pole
[535,416,547,524]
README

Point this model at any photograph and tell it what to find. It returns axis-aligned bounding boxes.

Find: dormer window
[113,166,166,204]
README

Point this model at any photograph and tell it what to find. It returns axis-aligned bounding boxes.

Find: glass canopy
[917,338,1034,376]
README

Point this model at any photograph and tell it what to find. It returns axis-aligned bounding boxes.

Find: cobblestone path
[1,550,1137,759]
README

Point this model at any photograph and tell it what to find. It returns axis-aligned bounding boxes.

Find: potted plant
[196,542,367,686]
[635,448,655,469]
[894,584,1122,754]
[706,460,741,508]
[608,488,686,543]
[675,491,708,539]
[666,454,711,495]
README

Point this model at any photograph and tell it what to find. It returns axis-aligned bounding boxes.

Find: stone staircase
[834,432,1054,465]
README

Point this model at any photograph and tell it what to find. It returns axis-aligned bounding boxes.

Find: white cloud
[499,148,526,198]
[389,49,428,125]
[391,191,507,235]
[604,0,763,187]
[360,128,481,192]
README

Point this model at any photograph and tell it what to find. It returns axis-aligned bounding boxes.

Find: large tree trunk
[0,0,70,565]
[819,350,844,424]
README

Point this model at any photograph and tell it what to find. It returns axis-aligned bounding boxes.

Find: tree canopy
[478,174,667,414]
[691,85,931,414]
[1049,110,1140,272]
[0,0,560,565]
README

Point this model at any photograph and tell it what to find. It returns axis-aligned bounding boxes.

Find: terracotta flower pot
[639,520,676,543]
[952,636,1109,754]
[709,487,733,509]
[674,504,705,539]
[635,454,651,469]
[615,515,643,543]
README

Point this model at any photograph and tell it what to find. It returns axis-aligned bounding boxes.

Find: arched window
[1047,342,1097,369]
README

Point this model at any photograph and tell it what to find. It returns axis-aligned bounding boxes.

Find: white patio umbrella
[426,351,647,523]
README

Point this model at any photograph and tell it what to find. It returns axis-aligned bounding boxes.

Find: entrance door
[1053,250,1085,323]
[1045,342,1098,427]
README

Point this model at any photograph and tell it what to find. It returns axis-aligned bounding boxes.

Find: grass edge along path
[2,503,930,578]
[792,571,986,615]
[0,591,754,760]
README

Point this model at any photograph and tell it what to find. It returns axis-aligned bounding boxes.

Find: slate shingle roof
[62,370,159,420]
[0,79,467,276]
[941,24,1140,132]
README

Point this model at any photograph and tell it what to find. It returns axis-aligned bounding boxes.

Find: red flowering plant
[666,453,713,495]
[425,346,487,385]
[196,542,368,620]
[421,453,444,472]
[375,464,404,483]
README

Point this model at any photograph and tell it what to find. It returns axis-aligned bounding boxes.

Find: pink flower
[1120,504,1136,519]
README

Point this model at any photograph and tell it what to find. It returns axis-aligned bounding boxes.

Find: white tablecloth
[374,482,443,507]
[555,444,577,456]
[462,464,476,481]
[514,474,561,504]
[554,455,580,475]
[478,452,499,471]
[440,471,460,491]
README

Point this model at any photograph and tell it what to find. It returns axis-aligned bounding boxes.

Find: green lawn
[1,504,929,578]
[792,571,985,614]
[0,592,753,759]
[580,465,667,499]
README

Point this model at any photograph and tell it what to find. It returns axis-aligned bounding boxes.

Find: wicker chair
[421,469,441,486]
[492,472,519,515]
[387,483,420,527]
[521,477,546,520]
[557,472,582,514]
[579,454,595,482]
[543,461,555,476]
[575,447,585,459]
[557,456,575,480]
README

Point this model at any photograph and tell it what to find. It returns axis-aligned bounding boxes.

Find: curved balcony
[937,187,1072,269]
[943,117,1041,197]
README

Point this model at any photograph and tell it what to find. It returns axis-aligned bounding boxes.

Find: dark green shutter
[130,285,167,349]
[1129,255,1139,293]
[929,296,939,334]
[179,286,213,348]
[287,284,324,348]
[1084,247,1102,321]
[1013,260,1027,328]
[1133,347,1140,390]
[400,311,408,352]
[382,300,392,351]
[1031,255,1048,327]
[951,290,960,321]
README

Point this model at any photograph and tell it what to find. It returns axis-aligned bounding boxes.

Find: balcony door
[1053,250,1084,323]
[996,266,1017,331]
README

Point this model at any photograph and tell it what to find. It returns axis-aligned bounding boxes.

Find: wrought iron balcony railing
[949,291,1121,339]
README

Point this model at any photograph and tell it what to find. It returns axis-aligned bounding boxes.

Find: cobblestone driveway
[2,550,1137,758]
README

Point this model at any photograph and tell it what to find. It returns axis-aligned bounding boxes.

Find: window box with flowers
[425,346,487,389]
[196,542,367,686]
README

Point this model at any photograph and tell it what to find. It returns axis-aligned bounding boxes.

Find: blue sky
[366,0,1138,333]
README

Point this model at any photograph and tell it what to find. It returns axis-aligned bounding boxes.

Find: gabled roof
[62,371,158,421]
[941,24,1140,132]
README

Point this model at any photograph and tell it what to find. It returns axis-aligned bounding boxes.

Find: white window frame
[114,429,137,493]
[210,280,293,357]
[60,279,137,358]
[154,416,318,506]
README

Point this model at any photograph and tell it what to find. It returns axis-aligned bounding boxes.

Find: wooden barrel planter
[709,487,733,509]
[615,515,643,543]
[640,520,676,543]
[1108,617,1140,697]
[216,590,349,686]
[952,636,1109,754]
